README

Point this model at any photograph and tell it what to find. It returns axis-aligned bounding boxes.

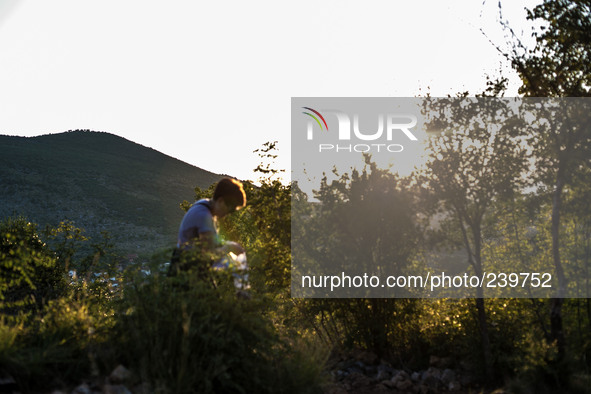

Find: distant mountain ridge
[0,130,223,255]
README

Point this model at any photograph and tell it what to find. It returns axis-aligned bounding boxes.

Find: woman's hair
[213,177,246,210]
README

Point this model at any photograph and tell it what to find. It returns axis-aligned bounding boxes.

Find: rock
[364,364,377,375]
[391,370,409,383]
[346,365,364,375]
[381,379,396,389]
[411,371,421,382]
[335,370,349,381]
[0,375,16,385]
[109,365,131,383]
[396,379,413,391]
[103,385,132,394]
[421,369,439,389]
[441,368,456,385]
[71,383,91,394]
[348,372,372,390]
[0,375,17,393]
[418,384,430,394]
[448,380,462,391]
[426,367,441,379]
[376,368,391,381]
[354,361,366,369]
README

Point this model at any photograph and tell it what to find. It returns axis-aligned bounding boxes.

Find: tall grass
[113,269,326,393]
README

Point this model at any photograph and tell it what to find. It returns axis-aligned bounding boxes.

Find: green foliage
[0,212,325,393]
[0,217,67,312]
[514,0,591,97]
[0,295,113,391]
[0,217,117,391]
[113,270,325,394]
[289,156,426,357]
[314,157,422,278]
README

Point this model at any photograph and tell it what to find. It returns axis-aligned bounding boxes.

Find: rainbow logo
[302,107,329,131]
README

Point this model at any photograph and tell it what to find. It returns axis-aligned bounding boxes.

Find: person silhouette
[169,177,246,276]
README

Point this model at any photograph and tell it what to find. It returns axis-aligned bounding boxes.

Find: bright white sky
[0,0,540,182]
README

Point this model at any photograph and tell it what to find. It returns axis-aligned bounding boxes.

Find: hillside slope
[0,130,222,255]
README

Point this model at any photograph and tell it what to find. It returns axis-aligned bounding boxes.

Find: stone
[0,375,16,385]
[71,383,91,394]
[396,379,413,391]
[448,380,462,391]
[426,367,441,379]
[348,372,372,390]
[109,365,131,383]
[381,379,395,389]
[376,368,391,381]
[354,360,366,369]
[441,368,456,385]
[418,384,430,394]
[0,375,18,393]
[103,385,132,394]
[335,370,349,381]
[421,369,439,389]
[391,370,409,383]
[346,365,364,375]
[411,371,421,382]
[364,364,378,375]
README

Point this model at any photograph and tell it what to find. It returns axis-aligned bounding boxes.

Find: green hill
[0,130,223,256]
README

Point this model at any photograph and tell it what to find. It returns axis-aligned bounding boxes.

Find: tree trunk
[550,171,566,360]
[460,216,493,381]
[473,229,493,382]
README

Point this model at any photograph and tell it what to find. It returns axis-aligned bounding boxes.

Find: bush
[0,217,116,391]
[114,269,325,394]
[0,217,67,313]
[0,296,111,391]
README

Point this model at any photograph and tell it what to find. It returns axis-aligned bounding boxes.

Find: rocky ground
[324,350,485,394]
[2,353,487,394]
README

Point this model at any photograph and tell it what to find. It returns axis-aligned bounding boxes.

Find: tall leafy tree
[297,156,423,355]
[419,96,528,379]
[501,0,591,360]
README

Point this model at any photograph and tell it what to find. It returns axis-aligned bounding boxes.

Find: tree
[500,0,591,361]
[292,156,424,355]
[419,96,528,380]
[0,217,67,312]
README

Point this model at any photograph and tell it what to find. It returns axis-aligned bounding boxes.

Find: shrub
[0,296,112,391]
[0,217,67,313]
[114,269,325,394]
